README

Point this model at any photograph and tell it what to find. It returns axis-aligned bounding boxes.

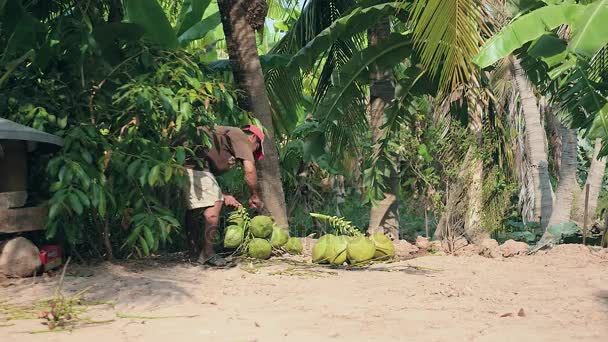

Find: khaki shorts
[184,169,224,209]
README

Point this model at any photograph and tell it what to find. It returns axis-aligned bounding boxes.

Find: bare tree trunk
[512,57,553,228]
[217,0,288,228]
[573,139,606,224]
[544,100,563,177]
[366,19,399,239]
[547,126,578,226]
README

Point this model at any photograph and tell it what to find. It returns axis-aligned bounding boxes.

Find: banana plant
[124,0,222,49]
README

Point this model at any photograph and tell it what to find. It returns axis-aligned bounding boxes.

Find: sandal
[197,254,236,268]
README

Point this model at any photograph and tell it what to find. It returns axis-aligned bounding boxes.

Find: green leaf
[178,11,221,46]
[49,181,63,192]
[143,226,155,249]
[175,0,212,36]
[273,20,289,32]
[127,159,141,177]
[587,103,608,140]
[74,189,91,208]
[568,0,608,57]
[99,190,107,217]
[547,222,578,237]
[288,2,401,71]
[527,34,568,68]
[473,4,585,68]
[48,203,61,221]
[68,193,83,215]
[81,151,93,164]
[417,144,432,162]
[164,165,173,182]
[148,165,161,186]
[175,148,186,164]
[91,183,100,207]
[139,236,150,256]
[123,225,143,249]
[124,0,178,49]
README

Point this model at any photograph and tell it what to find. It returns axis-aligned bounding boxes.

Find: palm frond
[409,0,493,92]
[265,0,358,134]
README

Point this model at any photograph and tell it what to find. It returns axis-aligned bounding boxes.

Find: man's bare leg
[198,201,226,265]
[186,208,202,258]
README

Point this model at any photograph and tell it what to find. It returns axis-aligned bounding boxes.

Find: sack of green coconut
[312,234,349,265]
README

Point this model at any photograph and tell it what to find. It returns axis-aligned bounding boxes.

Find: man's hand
[249,193,264,209]
[223,195,241,208]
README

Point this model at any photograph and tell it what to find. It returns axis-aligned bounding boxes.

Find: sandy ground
[1,243,607,342]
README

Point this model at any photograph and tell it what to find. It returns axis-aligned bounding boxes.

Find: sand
[1,243,607,342]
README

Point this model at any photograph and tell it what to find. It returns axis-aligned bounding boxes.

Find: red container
[39,245,63,272]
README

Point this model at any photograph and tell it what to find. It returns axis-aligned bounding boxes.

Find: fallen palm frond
[116,313,199,319]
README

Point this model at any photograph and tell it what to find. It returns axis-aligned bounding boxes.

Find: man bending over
[182,125,265,267]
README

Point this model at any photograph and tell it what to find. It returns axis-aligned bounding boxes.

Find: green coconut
[223,225,244,248]
[270,227,289,248]
[328,235,348,265]
[249,215,274,238]
[347,236,376,263]
[369,233,395,259]
[312,234,334,263]
[248,238,272,259]
[284,237,303,254]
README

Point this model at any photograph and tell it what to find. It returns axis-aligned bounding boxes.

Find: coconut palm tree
[367,19,400,239]
[216,0,289,227]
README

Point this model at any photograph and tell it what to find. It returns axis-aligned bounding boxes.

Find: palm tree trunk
[547,126,578,226]
[512,57,553,228]
[217,0,288,227]
[464,84,486,242]
[366,19,399,239]
[573,139,606,224]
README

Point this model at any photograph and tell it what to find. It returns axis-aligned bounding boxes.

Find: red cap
[242,125,265,161]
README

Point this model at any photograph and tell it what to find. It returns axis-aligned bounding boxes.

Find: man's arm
[243,159,263,208]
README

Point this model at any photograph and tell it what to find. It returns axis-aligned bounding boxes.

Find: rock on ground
[454,243,481,257]
[0,237,41,277]
[500,239,529,257]
[479,238,501,258]
[394,240,419,257]
[415,236,430,250]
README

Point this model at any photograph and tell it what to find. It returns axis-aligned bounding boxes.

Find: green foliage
[1,1,240,257]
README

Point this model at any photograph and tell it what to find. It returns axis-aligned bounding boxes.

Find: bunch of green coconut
[310,213,395,265]
[223,206,302,259]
